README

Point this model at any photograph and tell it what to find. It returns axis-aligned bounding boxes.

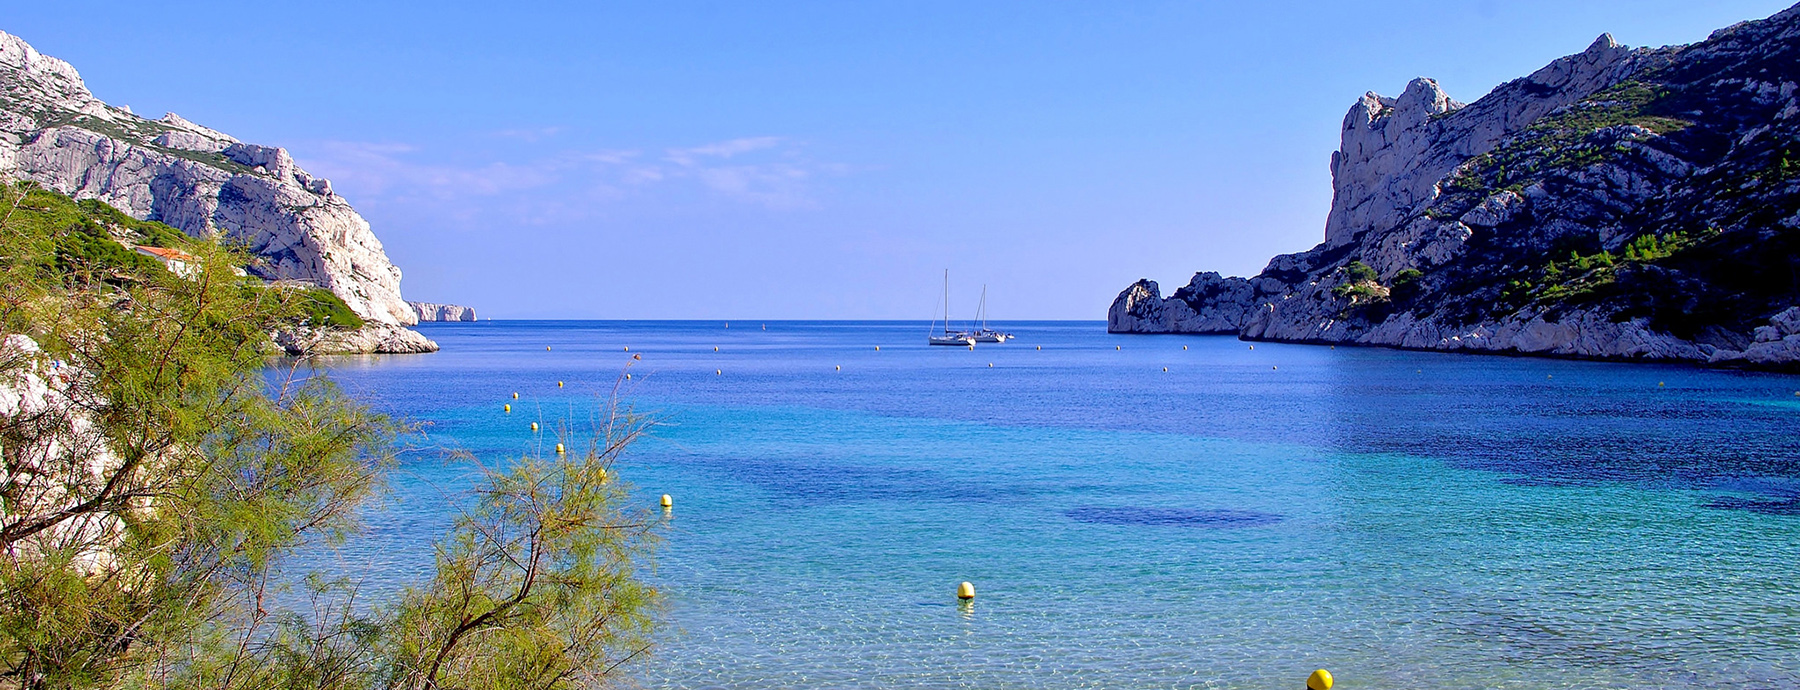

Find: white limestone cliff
[0,30,419,334]
[409,301,478,322]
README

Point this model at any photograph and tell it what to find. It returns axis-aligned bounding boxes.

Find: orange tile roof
[134,245,201,262]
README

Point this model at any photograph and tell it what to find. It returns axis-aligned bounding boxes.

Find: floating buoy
[716,369,722,375]
[661,494,673,508]
[546,346,551,351]
[1248,345,1254,350]
[1036,346,1041,350]
[988,363,994,368]
[1162,367,1168,372]
[968,345,975,351]
[957,581,975,600]
[555,443,565,454]
[1307,669,1333,690]
[557,381,564,388]
[623,346,629,351]
[1272,366,1278,370]
[1116,345,1121,350]
[1183,345,1188,350]
[512,392,519,399]
[531,422,539,432]
[875,346,880,351]
[1659,382,1665,387]
[504,404,511,413]
[625,373,631,380]
[714,346,719,351]
[1548,374,1554,379]
[1417,369,1422,374]
[836,365,841,371]
[633,353,641,360]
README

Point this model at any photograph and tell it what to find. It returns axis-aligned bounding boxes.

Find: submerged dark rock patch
[1065,506,1283,528]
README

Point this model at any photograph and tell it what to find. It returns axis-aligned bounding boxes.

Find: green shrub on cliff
[0,181,661,690]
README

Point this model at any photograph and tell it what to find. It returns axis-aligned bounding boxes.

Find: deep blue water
[307,320,1800,689]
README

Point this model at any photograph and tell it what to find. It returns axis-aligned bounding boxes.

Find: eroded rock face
[273,324,440,356]
[409,301,478,322]
[0,30,416,328]
[1110,3,1800,369]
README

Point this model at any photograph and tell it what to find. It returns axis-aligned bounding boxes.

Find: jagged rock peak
[410,301,478,322]
[0,29,418,330]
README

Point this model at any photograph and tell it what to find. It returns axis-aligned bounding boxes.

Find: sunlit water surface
[306,321,1800,689]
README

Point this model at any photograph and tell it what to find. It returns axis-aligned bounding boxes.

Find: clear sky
[8,1,1795,319]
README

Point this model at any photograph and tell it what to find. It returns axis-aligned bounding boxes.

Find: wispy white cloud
[295,135,833,217]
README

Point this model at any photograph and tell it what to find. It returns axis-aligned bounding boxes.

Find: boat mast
[943,269,951,334]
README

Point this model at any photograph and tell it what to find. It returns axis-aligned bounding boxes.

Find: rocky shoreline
[1109,5,1800,370]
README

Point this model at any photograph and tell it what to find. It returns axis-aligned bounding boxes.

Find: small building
[132,245,246,279]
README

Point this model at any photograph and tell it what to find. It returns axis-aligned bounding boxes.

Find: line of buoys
[1307,669,1333,690]
[555,443,565,455]
[661,494,673,508]
[957,581,975,600]
[531,422,539,432]
[504,404,511,413]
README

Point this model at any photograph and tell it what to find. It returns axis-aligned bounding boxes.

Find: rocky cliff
[1110,3,1800,367]
[409,301,478,322]
[0,30,427,347]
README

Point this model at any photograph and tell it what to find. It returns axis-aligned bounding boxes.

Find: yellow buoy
[512,392,519,399]
[1036,345,1041,350]
[836,365,841,371]
[875,345,880,351]
[625,373,631,380]
[1115,345,1121,350]
[1248,345,1254,350]
[714,346,719,351]
[1162,367,1168,372]
[716,369,722,375]
[531,422,539,432]
[988,363,994,368]
[504,404,511,413]
[957,581,975,600]
[558,381,564,388]
[546,346,551,351]
[623,346,629,351]
[1659,382,1665,387]
[555,443,565,455]
[1272,366,1278,370]
[1183,345,1188,350]
[661,494,672,508]
[968,345,975,351]
[1307,669,1333,690]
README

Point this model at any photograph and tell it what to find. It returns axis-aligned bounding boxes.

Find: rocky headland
[1110,4,1800,368]
[0,30,435,354]
[409,301,478,322]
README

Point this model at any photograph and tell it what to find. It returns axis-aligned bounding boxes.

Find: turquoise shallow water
[309,321,1800,689]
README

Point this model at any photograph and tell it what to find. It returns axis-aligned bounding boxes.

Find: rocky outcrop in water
[409,301,478,322]
[0,30,431,353]
[273,324,440,356]
[1110,3,1800,368]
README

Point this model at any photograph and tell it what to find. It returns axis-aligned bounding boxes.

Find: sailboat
[970,285,1013,343]
[928,270,976,346]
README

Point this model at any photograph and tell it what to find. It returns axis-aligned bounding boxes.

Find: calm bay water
[309,320,1800,689]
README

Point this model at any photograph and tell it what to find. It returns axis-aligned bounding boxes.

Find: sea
[305,320,1800,689]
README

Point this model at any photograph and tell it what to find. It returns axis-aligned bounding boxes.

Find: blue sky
[9,1,1795,319]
